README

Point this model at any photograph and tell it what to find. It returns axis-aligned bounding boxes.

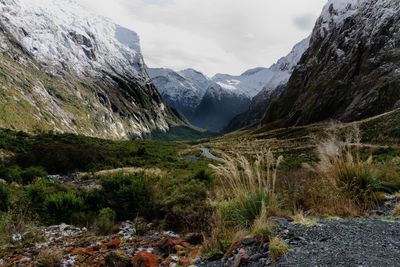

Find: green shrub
[193,169,212,183]
[25,179,61,217]
[43,191,85,225]
[0,208,42,246]
[95,208,116,235]
[0,183,10,211]
[218,189,271,228]
[240,189,271,226]
[20,166,47,184]
[0,165,22,183]
[98,173,152,220]
[156,176,209,231]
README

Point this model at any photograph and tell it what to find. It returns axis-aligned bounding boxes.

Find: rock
[249,253,262,262]
[119,221,137,240]
[71,247,94,256]
[157,238,192,257]
[11,233,22,243]
[233,249,249,267]
[131,252,159,267]
[105,251,131,267]
[241,237,257,245]
[188,248,201,263]
[105,239,121,249]
[178,257,191,266]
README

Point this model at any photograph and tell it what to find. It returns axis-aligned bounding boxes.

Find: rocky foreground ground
[1,199,399,266]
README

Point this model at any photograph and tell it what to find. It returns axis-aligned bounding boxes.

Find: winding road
[200,148,224,162]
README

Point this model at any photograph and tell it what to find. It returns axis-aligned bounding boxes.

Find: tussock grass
[291,213,318,227]
[392,204,400,217]
[36,249,63,267]
[204,148,284,254]
[251,203,274,241]
[303,125,400,215]
[210,148,283,202]
[269,237,292,262]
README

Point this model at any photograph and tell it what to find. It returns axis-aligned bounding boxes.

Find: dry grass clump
[251,203,274,241]
[204,148,283,254]
[36,249,63,267]
[291,213,318,227]
[392,203,400,217]
[0,207,42,247]
[210,147,283,204]
[303,125,382,215]
[269,237,292,262]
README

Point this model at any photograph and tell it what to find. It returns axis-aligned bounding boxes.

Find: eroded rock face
[262,0,400,128]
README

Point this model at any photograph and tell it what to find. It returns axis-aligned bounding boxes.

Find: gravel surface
[275,217,400,267]
[200,215,400,267]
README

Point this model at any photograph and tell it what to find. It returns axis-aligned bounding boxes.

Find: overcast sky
[79,0,327,76]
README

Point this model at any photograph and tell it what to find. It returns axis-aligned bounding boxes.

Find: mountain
[149,36,311,133]
[149,67,251,132]
[224,36,311,132]
[148,68,211,121]
[262,0,400,128]
[191,84,251,132]
[0,0,185,139]
[212,66,285,99]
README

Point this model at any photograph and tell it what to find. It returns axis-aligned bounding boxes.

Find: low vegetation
[1,123,400,263]
[269,237,291,262]
[302,126,400,215]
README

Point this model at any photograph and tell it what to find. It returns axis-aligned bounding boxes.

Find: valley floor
[2,109,400,266]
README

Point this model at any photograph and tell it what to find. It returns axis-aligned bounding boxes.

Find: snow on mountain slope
[0,0,145,79]
[222,36,310,132]
[212,36,310,98]
[148,68,212,118]
[212,68,271,98]
[0,0,186,139]
[318,0,359,37]
[262,0,400,128]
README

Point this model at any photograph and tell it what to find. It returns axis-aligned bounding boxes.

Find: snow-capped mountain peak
[212,36,310,98]
[0,0,145,79]
[317,0,359,37]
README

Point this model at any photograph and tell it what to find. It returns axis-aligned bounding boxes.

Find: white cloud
[79,0,326,76]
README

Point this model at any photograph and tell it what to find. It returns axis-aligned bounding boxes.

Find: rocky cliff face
[0,0,184,139]
[262,0,400,128]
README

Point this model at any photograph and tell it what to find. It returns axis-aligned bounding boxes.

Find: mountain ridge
[262,0,400,128]
[0,0,186,139]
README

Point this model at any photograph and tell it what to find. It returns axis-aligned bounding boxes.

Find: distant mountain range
[148,36,310,132]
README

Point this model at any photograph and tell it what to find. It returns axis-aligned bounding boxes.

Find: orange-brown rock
[188,248,201,262]
[131,252,159,267]
[157,238,192,256]
[71,246,95,255]
[105,239,122,249]
[178,257,190,266]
